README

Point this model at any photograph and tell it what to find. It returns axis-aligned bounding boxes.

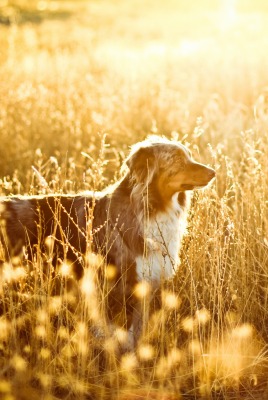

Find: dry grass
[0,1,268,399]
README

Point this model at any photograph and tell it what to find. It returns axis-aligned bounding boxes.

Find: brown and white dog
[0,136,215,342]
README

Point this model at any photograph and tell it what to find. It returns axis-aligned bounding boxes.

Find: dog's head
[125,136,215,202]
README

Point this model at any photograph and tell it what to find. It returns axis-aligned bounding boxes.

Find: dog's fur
[0,136,215,340]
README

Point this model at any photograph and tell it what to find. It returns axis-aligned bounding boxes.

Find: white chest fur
[135,192,189,286]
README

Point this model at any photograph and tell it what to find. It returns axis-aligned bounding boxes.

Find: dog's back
[0,190,141,281]
[0,195,94,277]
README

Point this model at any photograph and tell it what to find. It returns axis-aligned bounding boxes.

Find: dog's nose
[208,168,216,179]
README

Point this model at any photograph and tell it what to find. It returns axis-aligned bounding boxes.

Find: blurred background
[1,0,268,191]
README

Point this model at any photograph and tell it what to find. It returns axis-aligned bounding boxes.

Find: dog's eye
[166,170,176,177]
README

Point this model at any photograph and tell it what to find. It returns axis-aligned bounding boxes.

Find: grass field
[0,1,268,399]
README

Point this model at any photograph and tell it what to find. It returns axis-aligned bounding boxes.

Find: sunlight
[179,39,202,56]
[219,0,237,30]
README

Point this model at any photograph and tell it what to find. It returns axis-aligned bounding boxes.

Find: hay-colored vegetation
[0,1,268,399]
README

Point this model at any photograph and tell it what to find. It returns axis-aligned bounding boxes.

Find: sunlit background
[1,0,268,179]
[1,0,268,181]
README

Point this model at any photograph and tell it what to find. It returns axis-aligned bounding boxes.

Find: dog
[0,136,215,342]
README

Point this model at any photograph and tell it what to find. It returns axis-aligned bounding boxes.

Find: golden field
[0,1,268,399]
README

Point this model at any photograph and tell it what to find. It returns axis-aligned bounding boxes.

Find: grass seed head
[120,353,138,372]
[2,264,26,282]
[59,262,72,277]
[134,281,151,299]
[44,235,55,252]
[162,291,181,310]
[137,344,155,361]
[11,355,27,372]
[181,317,195,333]
[231,323,253,339]
[114,328,129,345]
[39,348,51,360]
[35,325,47,339]
[81,269,96,296]
[105,264,118,280]
[195,308,210,325]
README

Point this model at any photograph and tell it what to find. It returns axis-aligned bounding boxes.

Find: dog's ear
[125,146,156,184]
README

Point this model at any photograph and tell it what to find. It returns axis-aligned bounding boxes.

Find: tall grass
[0,1,268,399]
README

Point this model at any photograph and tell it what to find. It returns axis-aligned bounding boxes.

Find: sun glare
[219,0,237,30]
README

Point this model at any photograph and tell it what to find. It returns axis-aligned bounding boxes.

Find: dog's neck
[113,172,190,218]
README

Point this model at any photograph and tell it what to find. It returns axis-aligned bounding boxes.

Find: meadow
[0,1,268,399]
